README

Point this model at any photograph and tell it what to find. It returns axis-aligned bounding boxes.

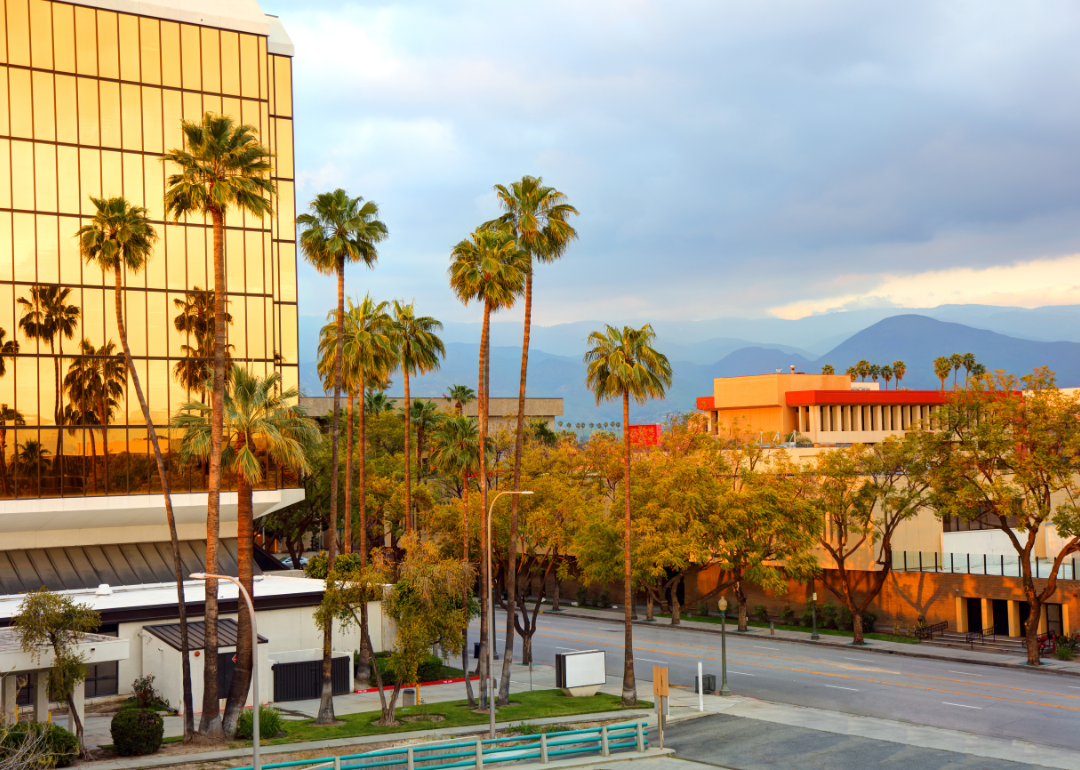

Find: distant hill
[818,315,1080,389]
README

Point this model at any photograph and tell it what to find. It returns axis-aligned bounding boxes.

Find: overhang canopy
[145,619,268,651]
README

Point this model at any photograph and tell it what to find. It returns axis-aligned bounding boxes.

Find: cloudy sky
[260,0,1080,326]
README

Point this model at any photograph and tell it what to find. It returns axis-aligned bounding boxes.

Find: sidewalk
[552,606,1080,678]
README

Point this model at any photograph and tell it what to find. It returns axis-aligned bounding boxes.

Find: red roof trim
[784,390,947,406]
[696,396,715,410]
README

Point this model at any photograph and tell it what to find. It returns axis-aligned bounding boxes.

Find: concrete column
[833,406,841,433]
[1064,604,1071,635]
[707,411,715,435]
[1,673,17,726]
[809,405,819,442]
[1038,605,1048,635]
[32,672,48,722]
[980,598,992,634]
[1007,600,1021,637]
[955,596,968,633]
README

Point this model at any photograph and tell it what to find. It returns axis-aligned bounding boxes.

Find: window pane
[180,24,200,91]
[239,34,258,98]
[6,0,29,67]
[281,304,296,364]
[222,96,240,123]
[15,355,37,426]
[0,1,8,64]
[81,288,104,358]
[277,181,294,241]
[55,74,77,144]
[230,293,246,359]
[181,90,201,122]
[100,81,121,149]
[0,140,10,211]
[124,287,146,357]
[28,0,51,69]
[165,224,184,290]
[52,3,75,73]
[122,152,143,209]
[120,83,141,151]
[57,146,78,214]
[225,228,243,294]
[118,14,139,82]
[104,427,126,494]
[143,155,163,223]
[0,211,12,282]
[36,214,58,285]
[79,148,101,217]
[258,37,267,100]
[247,296,265,359]
[9,68,31,139]
[11,140,32,211]
[276,118,293,179]
[244,230,262,293]
[162,88,182,151]
[38,358,55,426]
[77,76,100,146]
[140,18,160,85]
[59,216,80,285]
[34,142,57,213]
[220,31,239,95]
[12,213,32,282]
[201,28,220,94]
[0,68,9,135]
[141,86,162,155]
[272,56,291,117]
[187,225,206,287]
[74,5,96,76]
[160,21,180,88]
[96,10,119,80]
[148,347,167,422]
[203,94,221,117]
[101,150,121,199]
[278,242,296,302]
[31,71,54,141]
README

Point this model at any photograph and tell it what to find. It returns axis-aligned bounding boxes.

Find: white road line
[754,646,780,651]
[555,646,580,651]
[728,671,755,676]
[636,658,667,664]
[948,670,982,677]
[942,702,982,709]
[823,685,858,691]
[842,657,867,662]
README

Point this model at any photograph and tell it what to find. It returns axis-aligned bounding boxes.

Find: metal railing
[964,628,995,648]
[892,552,1078,580]
[228,720,649,770]
[914,621,948,640]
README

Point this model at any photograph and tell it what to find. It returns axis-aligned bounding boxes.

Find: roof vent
[95,584,112,596]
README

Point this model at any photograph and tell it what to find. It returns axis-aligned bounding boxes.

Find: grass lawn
[655,613,919,644]
[252,689,651,746]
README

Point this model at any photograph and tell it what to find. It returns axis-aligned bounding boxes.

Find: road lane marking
[754,646,780,651]
[729,671,755,676]
[636,658,667,664]
[943,702,982,709]
[948,671,982,677]
[823,685,858,691]
[555,646,580,651]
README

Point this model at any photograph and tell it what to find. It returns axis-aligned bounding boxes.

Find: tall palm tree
[583,324,672,707]
[933,356,951,391]
[487,177,578,701]
[869,364,881,385]
[173,365,319,737]
[15,439,50,493]
[950,353,964,389]
[297,190,386,725]
[447,384,476,416]
[0,327,20,497]
[18,285,80,487]
[448,226,526,706]
[429,414,485,706]
[173,288,233,402]
[855,360,870,381]
[162,112,274,739]
[76,196,196,739]
[844,366,856,382]
[892,360,906,389]
[961,352,976,386]
[63,339,104,493]
[408,398,443,475]
[390,300,445,535]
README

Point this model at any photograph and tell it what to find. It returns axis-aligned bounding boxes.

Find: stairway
[922,631,1028,655]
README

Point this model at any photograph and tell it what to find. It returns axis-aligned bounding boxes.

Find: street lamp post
[811,591,819,641]
[191,573,260,770]
[486,489,533,739]
[718,596,730,696]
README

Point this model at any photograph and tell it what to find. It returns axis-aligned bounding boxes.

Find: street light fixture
[486,489,533,738]
[717,596,731,697]
[191,573,260,770]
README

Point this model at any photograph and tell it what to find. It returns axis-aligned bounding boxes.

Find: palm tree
[892,360,906,389]
[950,353,964,389]
[162,112,274,739]
[76,196,196,739]
[409,399,443,475]
[844,366,856,382]
[584,324,672,707]
[447,384,476,416]
[18,285,80,486]
[173,365,319,737]
[390,300,445,535]
[487,177,578,700]
[971,362,987,378]
[448,226,526,704]
[869,364,881,385]
[855,360,870,381]
[15,439,50,492]
[63,339,105,493]
[0,327,20,497]
[821,365,834,375]
[173,288,233,402]
[881,365,893,390]
[365,390,393,413]
[933,356,951,391]
[429,414,485,706]
[961,352,976,386]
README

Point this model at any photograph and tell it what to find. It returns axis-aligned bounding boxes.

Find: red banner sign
[628,424,662,446]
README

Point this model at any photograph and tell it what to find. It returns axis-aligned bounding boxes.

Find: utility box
[555,650,606,697]
[695,674,716,694]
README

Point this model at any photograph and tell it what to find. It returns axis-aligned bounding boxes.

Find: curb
[554,610,1080,680]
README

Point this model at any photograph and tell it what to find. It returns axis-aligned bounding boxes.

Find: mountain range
[297,305,1080,424]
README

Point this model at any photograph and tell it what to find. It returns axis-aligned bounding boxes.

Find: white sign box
[555,650,606,696]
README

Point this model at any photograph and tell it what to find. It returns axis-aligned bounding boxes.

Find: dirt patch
[401,715,445,723]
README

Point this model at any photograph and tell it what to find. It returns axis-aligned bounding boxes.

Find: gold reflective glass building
[0,0,298,511]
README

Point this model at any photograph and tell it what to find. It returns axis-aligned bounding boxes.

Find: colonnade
[797,403,939,435]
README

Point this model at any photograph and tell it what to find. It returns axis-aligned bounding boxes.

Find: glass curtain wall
[0,0,298,499]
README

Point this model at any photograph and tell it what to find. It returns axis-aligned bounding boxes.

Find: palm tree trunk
[114,267,195,739]
[499,271,533,703]
[356,377,372,682]
[200,208,227,740]
[223,457,254,736]
[344,392,354,554]
[316,259,345,725]
[403,368,412,535]
[53,341,63,491]
[621,389,636,706]
[1,424,9,497]
[462,471,475,706]
[476,300,491,704]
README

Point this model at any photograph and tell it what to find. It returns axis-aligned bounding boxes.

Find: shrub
[696,602,710,617]
[598,589,610,608]
[1055,645,1074,661]
[837,606,877,633]
[752,605,770,623]
[800,604,816,628]
[371,653,445,686]
[575,586,589,607]
[110,709,163,756]
[1,722,79,768]
[820,602,838,630]
[779,606,796,626]
[235,706,285,739]
[304,551,361,580]
[132,674,158,709]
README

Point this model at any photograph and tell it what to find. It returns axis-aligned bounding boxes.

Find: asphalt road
[474,610,1080,753]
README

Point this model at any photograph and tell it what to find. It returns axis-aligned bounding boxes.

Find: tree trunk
[621,390,636,706]
[113,266,194,739]
[199,208,227,740]
[66,692,84,754]
[403,368,412,535]
[344,391,354,554]
[646,591,654,622]
[86,424,96,494]
[852,608,865,645]
[223,461,254,737]
[498,272,533,704]
[552,576,560,612]
[316,259,345,725]
[463,471,475,706]
[521,632,532,665]
[735,582,748,632]
[355,380,371,683]
[671,575,681,626]
[476,301,492,707]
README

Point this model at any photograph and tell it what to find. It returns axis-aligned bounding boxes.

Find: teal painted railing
[230,720,649,770]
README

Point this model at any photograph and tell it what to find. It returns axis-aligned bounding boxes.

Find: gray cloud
[261,0,1080,324]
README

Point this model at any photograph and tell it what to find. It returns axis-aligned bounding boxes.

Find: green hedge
[110,709,164,756]
[1,722,79,768]
[370,653,447,686]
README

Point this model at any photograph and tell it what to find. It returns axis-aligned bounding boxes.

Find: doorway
[965,598,983,632]
[992,599,1010,635]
